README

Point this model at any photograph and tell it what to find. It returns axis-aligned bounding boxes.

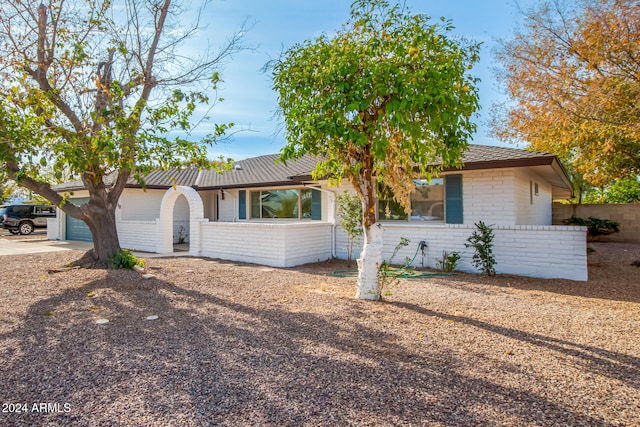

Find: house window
[378,178,445,222]
[249,188,316,219]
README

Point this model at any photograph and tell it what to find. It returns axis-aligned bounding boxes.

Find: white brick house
[49,145,588,280]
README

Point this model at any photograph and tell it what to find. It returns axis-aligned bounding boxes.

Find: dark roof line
[52,145,571,192]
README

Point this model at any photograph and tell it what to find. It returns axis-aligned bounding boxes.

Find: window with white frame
[250,188,315,219]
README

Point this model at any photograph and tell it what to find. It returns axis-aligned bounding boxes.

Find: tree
[583,176,640,203]
[272,0,480,300]
[493,0,640,186]
[0,183,11,204]
[0,0,244,267]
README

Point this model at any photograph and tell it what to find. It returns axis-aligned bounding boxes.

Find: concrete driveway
[0,237,93,256]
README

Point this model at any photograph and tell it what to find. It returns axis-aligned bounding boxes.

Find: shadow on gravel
[0,270,620,427]
[391,301,640,391]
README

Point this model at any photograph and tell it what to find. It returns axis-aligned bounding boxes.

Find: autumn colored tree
[494,0,640,186]
[0,0,244,266]
[272,0,480,300]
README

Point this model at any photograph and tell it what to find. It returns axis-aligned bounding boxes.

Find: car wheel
[19,222,34,235]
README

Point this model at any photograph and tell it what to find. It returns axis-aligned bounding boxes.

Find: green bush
[436,250,461,272]
[110,249,145,270]
[465,221,496,276]
[379,237,412,293]
[563,216,619,239]
[336,191,363,265]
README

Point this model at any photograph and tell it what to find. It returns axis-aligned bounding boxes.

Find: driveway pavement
[0,235,181,258]
[0,237,93,256]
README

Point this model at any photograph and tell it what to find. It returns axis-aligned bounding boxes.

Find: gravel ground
[0,241,638,426]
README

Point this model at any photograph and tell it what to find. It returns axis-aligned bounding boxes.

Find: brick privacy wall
[335,223,588,281]
[117,221,158,253]
[553,203,640,243]
[199,221,333,267]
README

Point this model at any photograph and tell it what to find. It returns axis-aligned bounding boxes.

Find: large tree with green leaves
[0,0,244,266]
[493,0,640,186]
[272,0,480,300]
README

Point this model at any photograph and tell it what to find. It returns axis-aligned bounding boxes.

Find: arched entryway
[158,186,205,256]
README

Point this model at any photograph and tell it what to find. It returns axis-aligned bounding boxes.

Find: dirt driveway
[0,242,638,426]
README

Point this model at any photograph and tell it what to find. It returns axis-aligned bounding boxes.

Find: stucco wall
[119,189,165,221]
[171,194,190,243]
[553,203,640,243]
[199,190,217,221]
[514,168,553,225]
[218,189,238,222]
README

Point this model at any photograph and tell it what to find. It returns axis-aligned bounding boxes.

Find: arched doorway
[158,186,205,256]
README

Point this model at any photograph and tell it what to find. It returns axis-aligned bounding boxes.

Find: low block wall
[47,218,61,240]
[553,203,640,243]
[117,220,159,253]
[336,223,588,281]
[199,221,333,267]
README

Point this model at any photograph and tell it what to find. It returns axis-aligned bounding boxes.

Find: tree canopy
[583,176,640,203]
[0,0,244,265]
[272,0,480,299]
[494,0,640,186]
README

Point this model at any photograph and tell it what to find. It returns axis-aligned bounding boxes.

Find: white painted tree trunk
[356,222,383,300]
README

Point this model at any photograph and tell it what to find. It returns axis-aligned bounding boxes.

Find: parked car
[0,204,56,235]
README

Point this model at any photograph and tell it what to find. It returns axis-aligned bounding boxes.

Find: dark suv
[0,204,56,235]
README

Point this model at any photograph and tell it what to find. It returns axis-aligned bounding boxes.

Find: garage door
[65,198,93,242]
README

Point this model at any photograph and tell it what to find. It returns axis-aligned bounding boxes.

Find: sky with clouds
[192,0,538,160]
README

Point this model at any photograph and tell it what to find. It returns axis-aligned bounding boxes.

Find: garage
[65,198,92,242]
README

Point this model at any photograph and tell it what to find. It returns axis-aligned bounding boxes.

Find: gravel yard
[0,240,638,426]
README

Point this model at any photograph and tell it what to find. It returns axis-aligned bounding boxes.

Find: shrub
[436,250,461,272]
[336,191,363,265]
[110,249,145,270]
[563,216,619,239]
[379,237,411,294]
[465,221,496,276]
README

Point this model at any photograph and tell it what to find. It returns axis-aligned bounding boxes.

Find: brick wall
[117,221,159,253]
[335,223,587,281]
[199,221,333,267]
[553,203,640,243]
[460,169,517,226]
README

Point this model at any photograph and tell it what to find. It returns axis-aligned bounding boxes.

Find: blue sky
[197,0,537,160]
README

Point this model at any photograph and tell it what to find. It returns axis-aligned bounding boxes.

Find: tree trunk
[70,184,122,268]
[75,205,121,268]
[354,170,383,300]
[356,222,383,300]
[5,160,129,269]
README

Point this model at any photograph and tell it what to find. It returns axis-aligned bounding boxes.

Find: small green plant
[562,216,619,240]
[436,250,461,272]
[465,221,496,276]
[379,237,412,295]
[336,191,363,266]
[110,249,145,270]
